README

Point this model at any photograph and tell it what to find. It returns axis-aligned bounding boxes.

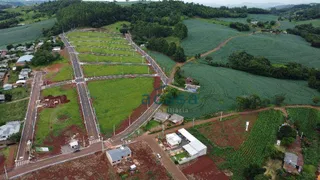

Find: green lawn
[78,53,143,63]
[206,33,320,68]
[168,63,320,118]
[147,51,176,76]
[102,21,130,33]
[143,120,160,131]
[3,87,30,100]
[73,41,131,49]
[8,71,19,84]
[0,100,28,124]
[88,78,154,137]
[35,86,83,146]
[287,108,320,167]
[0,18,56,49]
[189,110,284,179]
[181,19,242,56]
[45,63,73,82]
[76,46,135,56]
[174,151,189,161]
[82,65,150,77]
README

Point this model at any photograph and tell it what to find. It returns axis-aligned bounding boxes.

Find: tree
[173,47,186,63]
[274,94,285,106]
[167,42,177,56]
[270,20,276,26]
[6,44,13,50]
[312,96,320,105]
[277,125,296,140]
[4,94,12,102]
[8,132,21,143]
[243,164,266,180]
[281,137,295,147]
[174,22,188,40]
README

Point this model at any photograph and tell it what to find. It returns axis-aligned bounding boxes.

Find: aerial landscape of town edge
[0,0,319,179]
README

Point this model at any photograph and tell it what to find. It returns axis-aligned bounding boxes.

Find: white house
[166,133,182,147]
[52,47,61,52]
[0,121,21,141]
[178,128,207,158]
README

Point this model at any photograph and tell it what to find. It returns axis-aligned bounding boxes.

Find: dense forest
[273,4,320,21]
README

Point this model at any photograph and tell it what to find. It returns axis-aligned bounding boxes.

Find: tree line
[229,22,250,31]
[287,23,320,48]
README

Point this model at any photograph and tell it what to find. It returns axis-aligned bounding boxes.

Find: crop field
[147,51,176,76]
[168,63,319,118]
[287,108,320,167]
[279,20,296,30]
[207,33,320,68]
[78,53,143,63]
[82,65,150,77]
[0,100,28,124]
[218,14,279,24]
[295,19,320,27]
[189,110,284,179]
[0,18,56,49]
[4,6,51,24]
[35,86,83,146]
[88,78,154,136]
[181,19,242,56]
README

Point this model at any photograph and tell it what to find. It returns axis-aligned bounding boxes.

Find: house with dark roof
[106,146,132,166]
[153,111,170,123]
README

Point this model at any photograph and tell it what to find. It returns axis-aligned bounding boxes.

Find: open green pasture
[88,78,154,136]
[0,18,56,49]
[72,41,131,49]
[189,110,284,179]
[102,21,130,33]
[3,87,30,101]
[147,51,176,76]
[45,58,73,82]
[82,65,150,77]
[207,33,320,68]
[76,46,135,56]
[68,31,119,38]
[35,86,83,146]
[0,100,28,124]
[69,36,127,44]
[78,53,143,63]
[181,19,242,56]
[168,63,319,118]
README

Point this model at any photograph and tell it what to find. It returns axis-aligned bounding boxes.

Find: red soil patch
[181,156,229,180]
[20,152,118,180]
[0,145,17,173]
[41,95,70,108]
[59,48,69,59]
[126,141,170,180]
[115,76,161,135]
[197,113,259,149]
[34,125,88,159]
[45,63,64,73]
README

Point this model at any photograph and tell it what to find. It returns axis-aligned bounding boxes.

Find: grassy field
[287,108,320,167]
[218,14,279,24]
[147,51,176,76]
[3,87,30,100]
[88,78,154,136]
[0,100,28,124]
[4,6,52,24]
[181,19,242,56]
[35,86,83,146]
[295,19,320,27]
[206,33,320,68]
[189,110,283,179]
[78,54,143,63]
[76,46,135,56]
[168,63,319,118]
[82,65,150,77]
[45,59,73,82]
[0,18,56,49]
[102,21,130,33]
[73,41,131,49]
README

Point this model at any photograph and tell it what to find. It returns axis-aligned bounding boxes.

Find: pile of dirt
[41,95,70,108]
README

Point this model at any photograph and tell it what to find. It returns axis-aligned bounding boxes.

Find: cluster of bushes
[236,94,285,110]
[229,22,250,31]
[287,24,320,48]
[31,40,64,66]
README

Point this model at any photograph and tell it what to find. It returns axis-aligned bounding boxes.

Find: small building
[0,72,5,81]
[16,55,34,66]
[185,84,200,93]
[52,47,61,52]
[284,152,303,173]
[16,46,26,52]
[0,121,21,141]
[168,114,184,124]
[16,80,26,85]
[3,84,13,91]
[0,94,5,103]
[153,111,170,123]
[21,68,31,73]
[166,133,182,147]
[19,71,29,80]
[178,128,207,158]
[106,146,132,166]
[130,164,137,171]
[69,140,80,151]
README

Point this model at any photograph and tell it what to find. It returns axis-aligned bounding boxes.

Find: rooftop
[168,114,184,123]
[284,152,298,166]
[0,94,4,101]
[166,133,182,146]
[106,146,131,162]
[0,121,21,141]
[153,111,170,122]
[17,55,34,63]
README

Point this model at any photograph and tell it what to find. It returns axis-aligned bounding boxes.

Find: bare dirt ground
[0,145,17,173]
[115,77,161,134]
[41,95,69,108]
[181,155,229,180]
[19,152,118,180]
[197,113,259,149]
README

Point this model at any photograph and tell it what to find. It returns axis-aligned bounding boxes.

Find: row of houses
[153,112,184,124]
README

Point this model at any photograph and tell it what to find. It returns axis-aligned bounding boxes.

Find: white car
[156,153,161,159]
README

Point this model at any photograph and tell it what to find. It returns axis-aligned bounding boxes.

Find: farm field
[87,78,154,137]
[0,100,28,124]
[82,64,150,77]
[147,51,176,76]
[78,53,143,63]
[217,14,279,24]
[3,6,52,25]
[207,33,320,68]
[168,63,319,118]
[0,18,56,49]
[181,19,242,56]
[286,108,320,167]
[189,110,284,179]
[34,85,84,146]
[295,19,320,27]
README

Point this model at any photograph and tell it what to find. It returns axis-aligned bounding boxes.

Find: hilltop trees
[229,22,250,31]
[174,23,188,40]
[287,24,320,48]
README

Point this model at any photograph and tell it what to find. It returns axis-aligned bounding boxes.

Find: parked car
[156,153,161,159]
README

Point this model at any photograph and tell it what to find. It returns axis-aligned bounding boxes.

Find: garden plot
[147,51,176,76]
[82,64,150,77]
[207,33,320,68]
[168,63,319,118]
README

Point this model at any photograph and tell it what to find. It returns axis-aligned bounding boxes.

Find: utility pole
[83,136,85,147]
[101,137,104,152]
[220,111,223,121]
[193,118,195,127]
[113,124,115,136]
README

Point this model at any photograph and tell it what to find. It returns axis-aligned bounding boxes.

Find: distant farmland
[0,18,56,49]
[207,33,320,68]
[181,19,242,57]
[168,63,319,118]
[217,14,278,24]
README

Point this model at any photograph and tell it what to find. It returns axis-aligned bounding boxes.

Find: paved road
[16,72,42,165]
[61,34,100,144]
